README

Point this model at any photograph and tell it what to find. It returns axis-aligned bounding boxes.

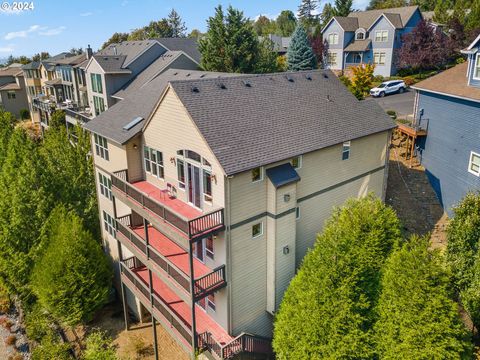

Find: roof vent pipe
[326,95,333,102]
[86,45,93,60]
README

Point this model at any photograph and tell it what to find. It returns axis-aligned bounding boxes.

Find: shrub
[19,109,29,120]
[403,76,415,86]
[456,57,466,64]
[25,303,55,343]
[8,354,23,360]
[386,110,397,116]
[338,75,351,88]
[83,330,117,360]
[31,335,72,360]
[5,334,16,346]
[126,335,153,358]
[373,75,384,82]
[0,288,10,314]
[273,195,402,359]
[375,236,473,359]
[351,64,375,100]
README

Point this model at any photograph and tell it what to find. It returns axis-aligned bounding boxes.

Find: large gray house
[322,6,423,77]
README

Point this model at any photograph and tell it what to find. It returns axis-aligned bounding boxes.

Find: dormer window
[356,32,365,40]
[474,54,480,80]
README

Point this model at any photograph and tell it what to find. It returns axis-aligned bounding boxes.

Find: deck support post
[409,135,416,168]
[144,218,150,258]
[148,268,159,360]
[117,238,130,331]
[188,241,198,359]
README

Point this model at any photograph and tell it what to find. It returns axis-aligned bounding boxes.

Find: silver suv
[370,80,406,97]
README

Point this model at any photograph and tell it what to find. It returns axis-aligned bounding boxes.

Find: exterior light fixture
[170,157,176,165]
[283,245,290,255]
[284,194,290,202]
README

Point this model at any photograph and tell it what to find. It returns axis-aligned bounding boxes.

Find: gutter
[411,86,480,104]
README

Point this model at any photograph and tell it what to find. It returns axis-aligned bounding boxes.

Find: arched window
[356,32,364,40]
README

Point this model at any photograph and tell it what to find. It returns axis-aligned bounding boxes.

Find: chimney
[86,44,93,59]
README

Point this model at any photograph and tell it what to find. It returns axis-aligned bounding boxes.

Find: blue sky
[0,0,369,57]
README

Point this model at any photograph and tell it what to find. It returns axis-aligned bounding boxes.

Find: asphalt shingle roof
[344,39,372,52]
[92,55,131,74]
[84,69,238,144]
[156,38,201,63]
[333,17,359,31]
[170,70,396,175]
[347,5,418,30]
[97,40,158,67]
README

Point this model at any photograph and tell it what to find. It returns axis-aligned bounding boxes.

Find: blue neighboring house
[411,33,480,216]
[321,6,423,77]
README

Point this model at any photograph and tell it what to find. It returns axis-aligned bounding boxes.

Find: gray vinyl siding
[416,91,480,216]
[323,20,345,70]
[370,17,395,76]
[468,53,480,87]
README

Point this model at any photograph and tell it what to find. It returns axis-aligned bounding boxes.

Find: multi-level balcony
[111,170,224,246]
[120,257,272,359]
[115,213,226,301]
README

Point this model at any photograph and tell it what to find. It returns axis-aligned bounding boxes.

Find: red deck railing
[121,258,272,360]
[116,215,226,300]
[112,170,224,239]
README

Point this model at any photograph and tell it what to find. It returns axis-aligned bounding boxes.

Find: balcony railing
[65,107,92,123]
[116,214,226,300]
[121,258,272,359]
[120,258,193,345]
[111,170,224,240]
[198,331,273,359]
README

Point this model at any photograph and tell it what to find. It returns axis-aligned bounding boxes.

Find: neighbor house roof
[0,67,22,77]
[333,17,359,31]
[21,61,41,70]
[347,5,419,30]
[344,39,372,52]
[156,38,201,63]
[84,69,239,144]
[96,40,158,67]
[112,51,188,99]
[54,53,87,66]
[412,62,480,103]
[92,55,131,74]
[0,83,21,91]
[169,70,395,175]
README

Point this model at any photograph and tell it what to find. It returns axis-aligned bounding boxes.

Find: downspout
[226,175,233,335]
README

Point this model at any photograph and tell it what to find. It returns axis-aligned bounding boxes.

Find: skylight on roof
[123,116,144,131]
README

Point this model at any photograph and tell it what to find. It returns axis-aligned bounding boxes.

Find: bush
[31,335,72,360]
[338,75,351,88]
[351,64,375,100]
[375,236,472,359]
[25,303,55,343]
[456,57,466,64]
[273,195,402,359]
[8,354,23,360]
[0,288,10,314]
[386,110,397,116]
[5,334,16,346]
[403,76,415,86]
[83,330,117,360]
[373,75,384,82]
[126,335,153,358]
[19,109,29,120]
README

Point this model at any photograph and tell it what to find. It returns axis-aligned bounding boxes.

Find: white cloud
[38,26,66,36]
[80,12,93,17]
[4,25,42,40]
[0,45,14,53]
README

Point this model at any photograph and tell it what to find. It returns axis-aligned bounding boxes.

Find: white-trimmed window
[327,33,339,45]
[291,156,302,169]
[177,158,186,189]
[375,30,388,42]
[252,222,263,238]
[94,134,109,160]
[98,172,112,200]
[342,141,351,160]
[356,32,365,40]
[474,54,480,80]
[374,52,386,65]
[207,294,215,311]
[91,73,103,93]
[296,207,300,220]
[252,167,263,182]
[144,146,164,179]
[468,151,480,176]
[102,211,116,236]
[206,236,214,260]
[327,52,337,66]
[7,91,16,99]
[203,170,213,203]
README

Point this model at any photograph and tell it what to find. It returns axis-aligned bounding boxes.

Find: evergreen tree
[31,206,112,326]
[276,10,297,37]
[255,39,282,73]
[167,8,187,37]
[298,0,318,29]
[287,25,317,71]
[273,195,402,359]
[0,109,15,168]
[375,236,472,359]
[320,3,335,29]
[41,125,98,237]
[0,128,52,295]
[199,6,267,73]
[334,0,353,17]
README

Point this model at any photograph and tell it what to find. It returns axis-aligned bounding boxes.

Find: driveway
[370,89,415,118]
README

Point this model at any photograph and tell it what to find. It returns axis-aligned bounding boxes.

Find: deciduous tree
[276,10,297,36]
[101,32,128,49]
[273,195,402,359]
[351,63,375,100]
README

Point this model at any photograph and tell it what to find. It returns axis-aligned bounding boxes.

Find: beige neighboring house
[84,69,395,359]
[0,65,29,119]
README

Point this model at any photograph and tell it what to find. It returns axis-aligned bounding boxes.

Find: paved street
[370,89,415,118]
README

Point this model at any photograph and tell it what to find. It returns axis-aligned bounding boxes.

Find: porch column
[148,269,159,360]
[360,52,363,64]
[188,241,198,358]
